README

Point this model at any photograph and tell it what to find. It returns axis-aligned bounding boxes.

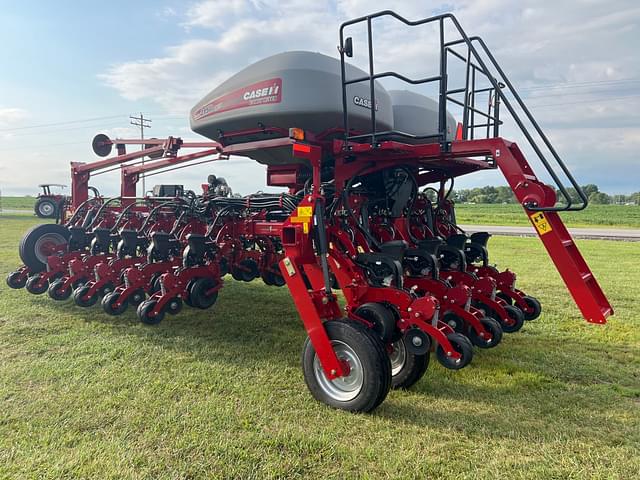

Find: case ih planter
[6,11,613,412]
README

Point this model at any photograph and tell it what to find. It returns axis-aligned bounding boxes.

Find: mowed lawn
[0,214,638,479]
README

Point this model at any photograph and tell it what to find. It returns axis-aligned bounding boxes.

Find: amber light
[289,128,305,141]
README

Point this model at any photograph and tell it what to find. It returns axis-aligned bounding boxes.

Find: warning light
[289,128,305,141]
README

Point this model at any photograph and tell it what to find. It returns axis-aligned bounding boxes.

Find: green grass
[455,204,640,228]
[0,214,639,479]
[1,196,36,210]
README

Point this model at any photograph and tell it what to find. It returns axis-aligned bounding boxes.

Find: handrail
[338,10,588,212]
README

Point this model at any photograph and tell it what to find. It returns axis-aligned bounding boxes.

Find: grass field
[455,204,640,228]
[0,214,639,479]
[0,196,36,210]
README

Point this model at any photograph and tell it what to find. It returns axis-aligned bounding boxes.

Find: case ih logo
[193,78,283,121]
[353,95,378,111]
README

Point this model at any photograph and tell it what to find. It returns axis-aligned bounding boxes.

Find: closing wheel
[389,337,430,389]
[98,282,115,298]
[129,288,146,307]
[73,285,98,307]
[149,273,163,294]
[165,297,182,315]
[48,278,72,301]
[137,300,165,325]
[522,296,542,320]
[237,259,258,282]
[468,317,503,349]
[189,277,219,309]
[35,199,57,219]
[442,312,466,334]
[501,305,525,333]
[496,292,513,305]
[101,292,128,315]
[25,274,48,295]
[19,223,70,272]
[302,320,391,412]
[260,270,274,286]
[6,271,27,289]
[436,333,473,370]
[354,303,397,344]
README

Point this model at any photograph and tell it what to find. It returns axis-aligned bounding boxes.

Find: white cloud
[0,106,29,126]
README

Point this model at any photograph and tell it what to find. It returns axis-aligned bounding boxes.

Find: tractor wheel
[35,199,58,218]
[189,277,219,309]
[25,274,48,295]
[522,296,542,321]
[501,305,525,333]
[48,278,72,301]
[442,312,466,334]
[436,333,473,370]
[73,285,98,307]
[301,320,391,413]
[389,337,430,390]
[6,271,27,289]
[101,292,128,315]
[468,317,503,349]
[19,224,69,272]
[137,300,165,325]
[354,302,396,344]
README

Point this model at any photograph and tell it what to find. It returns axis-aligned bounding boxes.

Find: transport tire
[189,277,219,309]
[6,271,26,289]
[468,317,503,349]
[522,296,542,321]
[301,320,391,413]
[388,337,430,389]
[25,274,48,295]
[73,285,98,307]
[102,292,128,315]
[48,278,72,301]
[436,333,473,370]
[35,199,57,219]
[137,300,165,325]
[19,224,69,272]
[354,303,396,344]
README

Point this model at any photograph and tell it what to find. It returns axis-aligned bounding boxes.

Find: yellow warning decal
[303,222,309,234]
[297,206,313,218]
[530,212,552,235]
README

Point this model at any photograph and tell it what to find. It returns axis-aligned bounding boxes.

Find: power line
[130,113,152,194]
[0,114,128,132]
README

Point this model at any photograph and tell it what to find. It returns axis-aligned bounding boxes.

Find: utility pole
[130,113,152,195]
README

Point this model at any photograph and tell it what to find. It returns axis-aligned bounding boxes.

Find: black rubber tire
[73,285,98,307]
[71,277,89,290]
[389,337,430,390]
[25,274,48,295]
[19,223,70,272]
[261,270,274,286]
[354,303,397,344]
[189,277,219,309]
[48,278,72,301]
[442,312,466,334]
[129,288,146,307]
[149,273,163,294]
[231,268,243,281]
[35,199,58,219]
[101,292,128,315]
[165,297,182,315]
[496,292,513,305]
[137,300,165,325]
[468,317,503,349]
[436,333,474,370]
[522,296,542,321]
[98,282,115,298]
[301,320,391,413]
[6,271,27,289]
[501,305,525,333]
[238,259,258,282]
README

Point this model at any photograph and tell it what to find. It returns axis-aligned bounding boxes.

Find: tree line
[449,185,640,205]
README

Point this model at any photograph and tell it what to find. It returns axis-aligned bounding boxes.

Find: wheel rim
[313,340,364,402]
[389,340,407,377]
[34,233,66,264]
[39,202,54,216]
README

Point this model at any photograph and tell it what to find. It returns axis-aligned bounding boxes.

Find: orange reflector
[289,128,305,141]
[293,143,311,154]
[455,122,463,141]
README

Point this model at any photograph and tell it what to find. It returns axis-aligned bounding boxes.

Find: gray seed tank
[388,90,457,142]
[190,51,393,165]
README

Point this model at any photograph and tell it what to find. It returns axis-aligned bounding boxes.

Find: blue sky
[1,0,638,196]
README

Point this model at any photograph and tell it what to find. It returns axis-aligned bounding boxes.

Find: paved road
[460,224,640,241]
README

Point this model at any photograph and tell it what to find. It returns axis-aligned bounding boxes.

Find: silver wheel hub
[313,340,364,402]
[34,233,66,264]
[39,202,54,216]
[389,339,407,377]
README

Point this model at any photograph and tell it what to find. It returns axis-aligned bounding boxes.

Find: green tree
[589,192,611,204]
